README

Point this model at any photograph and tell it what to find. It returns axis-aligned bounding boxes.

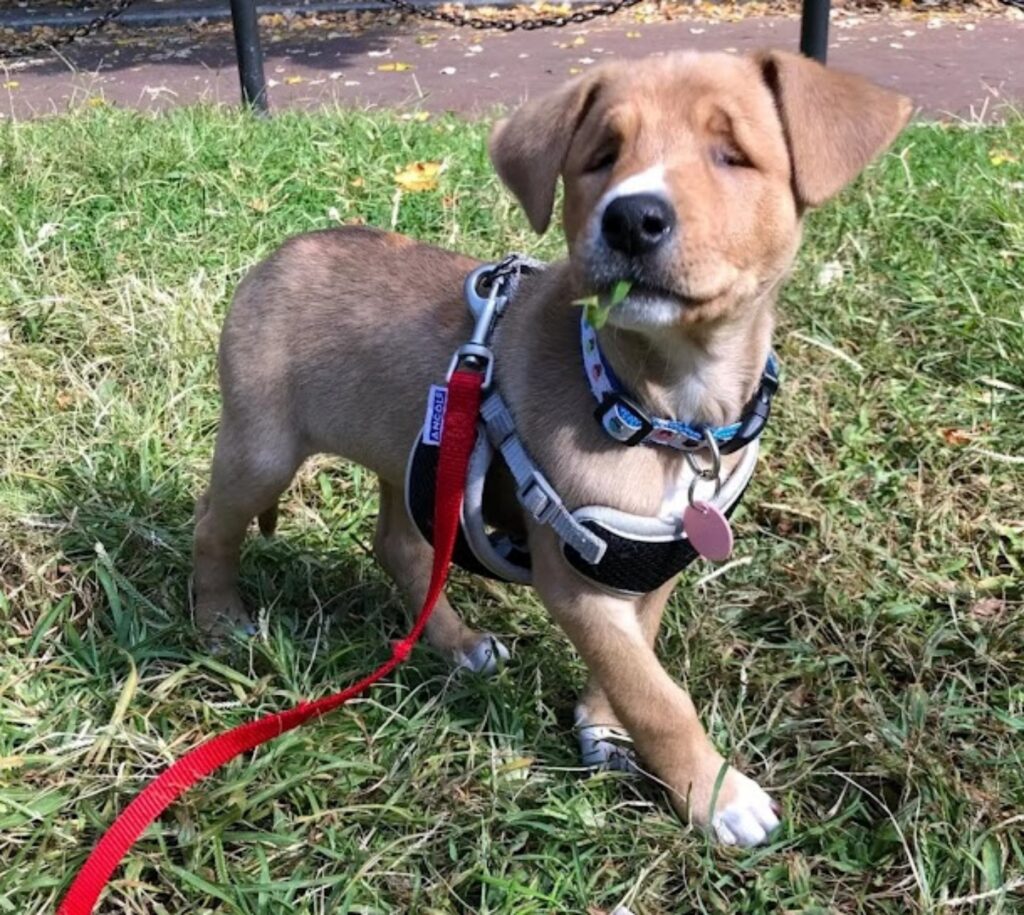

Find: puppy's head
[489,51,911,331]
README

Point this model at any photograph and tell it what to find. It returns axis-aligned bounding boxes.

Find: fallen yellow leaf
[349,176,365,188]
[248,198,270,213]
[284,75,304,85]
[394,161,442,192]
[626,31,641,38]
[989,148,1019,166]
[2,80,19,89]
[378,62,413,72]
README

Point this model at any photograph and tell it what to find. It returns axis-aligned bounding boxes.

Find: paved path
[2,10,1022,121]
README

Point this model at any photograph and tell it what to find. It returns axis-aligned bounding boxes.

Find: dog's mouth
[584,279,722,331]
[578,247,728,326]
[619,283,696,306]
[602,282,714,312]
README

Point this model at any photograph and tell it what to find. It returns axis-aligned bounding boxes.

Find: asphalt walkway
[2,7,1022,120]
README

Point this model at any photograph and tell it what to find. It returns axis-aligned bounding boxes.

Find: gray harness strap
[480,393,607,565]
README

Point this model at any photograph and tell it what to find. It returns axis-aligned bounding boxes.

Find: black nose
[601,193,676,256]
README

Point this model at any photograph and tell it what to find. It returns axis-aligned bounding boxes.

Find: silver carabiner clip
[464,264,507,322]
[685,428,723,505]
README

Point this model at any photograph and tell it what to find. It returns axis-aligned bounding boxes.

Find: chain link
[1,0,644,62]
[377,0,646,30]
[1,0,136,61]
[6,0,1016,62]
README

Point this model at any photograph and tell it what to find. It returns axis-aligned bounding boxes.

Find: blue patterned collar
[580,313,779,454]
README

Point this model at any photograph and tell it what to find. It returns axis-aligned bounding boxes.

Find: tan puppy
[193,50,910,846]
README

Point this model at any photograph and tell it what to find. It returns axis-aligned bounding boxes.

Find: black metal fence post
[799,0,831,64]
[229,0,269,112]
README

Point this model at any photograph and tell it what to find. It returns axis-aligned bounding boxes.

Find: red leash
[57,368,484,915]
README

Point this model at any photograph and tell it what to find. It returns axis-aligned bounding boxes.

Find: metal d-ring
[685,428,723,506]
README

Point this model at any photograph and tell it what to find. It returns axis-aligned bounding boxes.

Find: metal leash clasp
[448,263,511,389]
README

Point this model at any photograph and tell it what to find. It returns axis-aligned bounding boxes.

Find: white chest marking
[659,462,694,522]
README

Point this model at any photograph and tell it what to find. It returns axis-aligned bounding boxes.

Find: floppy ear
[489,73,600,234]
[758,50,912,208]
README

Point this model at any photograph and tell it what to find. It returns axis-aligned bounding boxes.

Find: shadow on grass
[35,454,427,682]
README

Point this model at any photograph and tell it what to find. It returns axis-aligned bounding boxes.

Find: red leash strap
[57,369,484,915]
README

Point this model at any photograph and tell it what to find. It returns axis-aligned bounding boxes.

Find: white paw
[711,770,781,847]
[575,706,637,772]
[456,634,510,676]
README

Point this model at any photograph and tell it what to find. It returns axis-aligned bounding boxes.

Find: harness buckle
[518,472,562,525]
[593,393,654,447]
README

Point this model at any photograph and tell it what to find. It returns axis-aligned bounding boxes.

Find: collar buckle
[717,359,779,455]
[593,393,654,447]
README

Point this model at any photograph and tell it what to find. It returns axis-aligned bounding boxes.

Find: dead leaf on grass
[969,597,1007,622]
[941,428,975,445]
[989,148,1019,166]
[394,161,442,192]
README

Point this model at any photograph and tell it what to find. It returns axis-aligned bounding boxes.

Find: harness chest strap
[458,388,759,593]
[479,391,607,565]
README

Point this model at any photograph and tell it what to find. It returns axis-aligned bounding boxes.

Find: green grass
[1,104,1022,915]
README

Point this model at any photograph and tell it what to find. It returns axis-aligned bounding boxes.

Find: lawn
[1,104,1022,915]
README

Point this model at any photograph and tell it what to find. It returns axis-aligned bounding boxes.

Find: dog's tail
[258,504,279,537]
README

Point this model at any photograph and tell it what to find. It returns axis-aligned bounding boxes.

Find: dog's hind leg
[374,480,509,675]
[193,412,304,639]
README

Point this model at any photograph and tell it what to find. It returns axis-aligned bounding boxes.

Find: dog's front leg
[574,577,676,771]
[530,529,780,846]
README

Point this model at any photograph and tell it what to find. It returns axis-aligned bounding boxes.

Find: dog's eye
[586,146,618,173]
[712,145,753,169]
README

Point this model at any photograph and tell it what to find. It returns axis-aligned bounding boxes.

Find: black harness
[404,258,778,596]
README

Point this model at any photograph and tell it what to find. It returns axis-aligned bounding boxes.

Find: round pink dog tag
[683,501,733,562]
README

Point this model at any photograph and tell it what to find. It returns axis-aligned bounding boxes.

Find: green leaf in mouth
[573,280,632,330]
